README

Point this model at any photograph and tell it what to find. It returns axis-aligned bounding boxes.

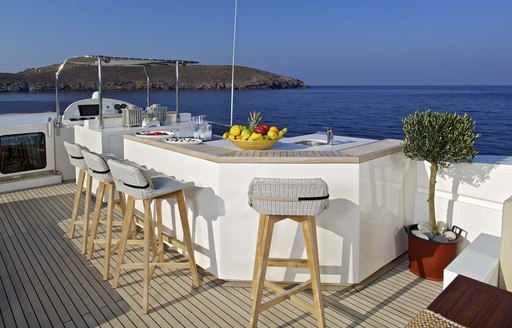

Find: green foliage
[403,110,479,168]
[403,110,480,232]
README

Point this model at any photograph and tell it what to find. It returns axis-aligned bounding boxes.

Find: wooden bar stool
[247,178,329,328]
[107,158,200,313]
[63,141,92,254]
[81,149,132,280]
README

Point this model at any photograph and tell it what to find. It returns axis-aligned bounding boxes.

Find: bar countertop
[124,133,403,164]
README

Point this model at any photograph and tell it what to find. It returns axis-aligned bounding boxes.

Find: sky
[1,0,511,85]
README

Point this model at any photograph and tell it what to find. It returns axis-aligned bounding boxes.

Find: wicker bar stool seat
[107,158,199,313]
[63,141,92,254]
[248,177,329,328]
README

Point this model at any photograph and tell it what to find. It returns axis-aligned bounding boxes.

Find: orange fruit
[269,126,279,133]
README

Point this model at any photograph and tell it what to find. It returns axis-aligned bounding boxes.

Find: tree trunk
[428,162,438,233]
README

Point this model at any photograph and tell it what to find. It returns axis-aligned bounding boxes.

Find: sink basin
[294,139,328,146]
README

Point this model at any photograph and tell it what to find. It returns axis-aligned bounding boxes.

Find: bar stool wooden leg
[116,191,126,212]
[146,201,158,259]
[119,192,137,240]
[301,216,326,328]
[81,174,93,255]
[86,182,106,260]
[156,198,165,263]
[128,212,137,240]
[142,199,153,314]
[102,183,116,280]
[252,214,267,299]
[150,202,161,277]
[68,169,86,238]
[112,196,135,288]
[249,216,276,328]
[176,190,199,288]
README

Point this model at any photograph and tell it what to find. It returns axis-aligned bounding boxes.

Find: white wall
[124,138,413,284]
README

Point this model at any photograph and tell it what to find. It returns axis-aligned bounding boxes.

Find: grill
[122,107,143,127]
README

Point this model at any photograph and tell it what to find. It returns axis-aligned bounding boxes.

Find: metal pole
[98,57,103,129]
[55,60,67,127]
[230,0,238,126]
[55,74,60,126]
[53,60,68,174]
[143,66,150,108]
[175,61,180,123]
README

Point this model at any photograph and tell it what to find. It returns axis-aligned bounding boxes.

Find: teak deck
[0,182,441,327]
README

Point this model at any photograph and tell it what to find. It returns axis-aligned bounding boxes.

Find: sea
[0,85,511,155]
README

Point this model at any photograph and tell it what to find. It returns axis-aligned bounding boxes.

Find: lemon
[229,125,242,136]
[267,130,278,140]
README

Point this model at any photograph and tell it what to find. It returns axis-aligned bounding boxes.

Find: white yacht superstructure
[0,55,198,193]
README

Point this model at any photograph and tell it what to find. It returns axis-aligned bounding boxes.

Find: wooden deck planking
[1,182,442,327]
[0,197,55,327]
[13,186,141,327]
[31,185,154,328]
[0,197,66,327]
[4,190,102,327]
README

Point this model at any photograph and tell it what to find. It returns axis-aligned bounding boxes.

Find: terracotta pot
[404,224,460,281]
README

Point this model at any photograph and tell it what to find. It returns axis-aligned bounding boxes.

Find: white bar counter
[123,133,413,284]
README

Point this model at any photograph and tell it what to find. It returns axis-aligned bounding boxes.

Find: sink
[294,139,328,146]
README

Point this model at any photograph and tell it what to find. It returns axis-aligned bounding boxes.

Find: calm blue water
[1,86,511,155]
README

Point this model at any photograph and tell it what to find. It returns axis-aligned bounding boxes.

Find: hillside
[0,64,308,92]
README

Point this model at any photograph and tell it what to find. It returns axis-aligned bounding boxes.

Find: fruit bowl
[228,138,279,150]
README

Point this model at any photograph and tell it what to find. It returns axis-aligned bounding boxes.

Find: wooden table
[428,275,512,327]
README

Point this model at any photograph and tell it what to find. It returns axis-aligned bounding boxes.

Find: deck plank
[0,252,24,328]
[2,192,65,327]
[0,182,443,327]
[4,190,93,327]
[0,200,52,327]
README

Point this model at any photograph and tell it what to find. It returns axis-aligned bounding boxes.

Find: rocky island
[0,64,307,92]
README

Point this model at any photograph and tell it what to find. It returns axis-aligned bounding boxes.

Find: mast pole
[175,61,180,123]
[230,0,238,126]
[97,56,104,129]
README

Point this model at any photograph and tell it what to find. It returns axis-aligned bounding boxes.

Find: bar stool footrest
[259,279,316,314]
[267,258,309,268]
[70,219,86,226]
[92,238,120,244]
[167,238,187,252]
[96,220,123,227]
[121,261,191,271]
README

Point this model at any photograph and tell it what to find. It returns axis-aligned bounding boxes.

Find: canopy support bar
[142,66,150,108]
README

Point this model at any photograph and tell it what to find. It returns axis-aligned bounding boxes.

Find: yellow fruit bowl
[228,138,279,150]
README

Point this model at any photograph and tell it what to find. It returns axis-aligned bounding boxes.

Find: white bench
[443,233,501,289]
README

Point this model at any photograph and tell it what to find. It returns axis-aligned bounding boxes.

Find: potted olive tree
[402,110,479,281]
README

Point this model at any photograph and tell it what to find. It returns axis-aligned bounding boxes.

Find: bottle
[326,128,334,145]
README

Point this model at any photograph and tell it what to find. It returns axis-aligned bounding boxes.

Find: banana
[278,127,288,138]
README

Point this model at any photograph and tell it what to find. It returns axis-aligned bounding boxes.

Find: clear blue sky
[1,0,511,85]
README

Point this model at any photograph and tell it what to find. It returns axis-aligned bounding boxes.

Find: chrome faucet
[326,127,334,145]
